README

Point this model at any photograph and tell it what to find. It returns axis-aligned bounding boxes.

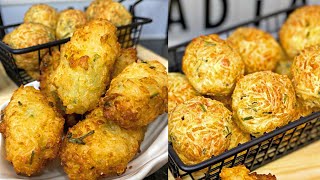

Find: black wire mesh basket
[0,0,152,86]
[168,5,320,180]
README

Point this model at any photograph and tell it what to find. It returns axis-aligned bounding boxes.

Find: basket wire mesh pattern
[168,5,320,180]
[0,0,152,86]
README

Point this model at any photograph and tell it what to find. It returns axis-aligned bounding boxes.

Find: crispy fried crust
[60,107,145,180]
[39,48,68,117]
[2,23,55,71]
[101,60,167,128]
[56,9,87,39]
[0,86,64,176]
[86,0,132,26]
[291,45,320,108]
[220,165,277,180]
[232,71,296,137]
[111,48,138,79]
[24,4,58,29]
[279,5,320,59]
[168,72,200,113]
[228,27,285,74]
[182,34,245,96]
[169,96,232,165]
[52,19,120,114]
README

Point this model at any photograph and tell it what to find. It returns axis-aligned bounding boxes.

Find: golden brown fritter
[56,9,87,39]
[60,107,145,180]
[291,45,320,109]
[24,4,58,29]
[232,71,296,137]
[228,27,285,74]
[2,23,55,71]
[52,19,120,114]
[182,34,245,96]
[169,96,232,165]
[86,0,112,20]
[0,86,64,176]
[101,60,167,129]
[111,48,138,79]
[86,0,132,26]
[220,165,277,180]
[40,48,64,114]
[279,5,320,59]
[168,72,200,113]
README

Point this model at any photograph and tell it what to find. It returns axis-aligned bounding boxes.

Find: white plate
[0,81,168,180]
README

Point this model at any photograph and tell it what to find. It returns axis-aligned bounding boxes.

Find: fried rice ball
[232,71,296,137]
[86,0,132,26]
[220,165,277,180]
[279,5,320,59]
[169,97,232,165]
[24,4,58,30]
[291,45,320,108]
[227,27,285,74]
[101,60,167,129]
[2,23,55,71]
[182,34,245,96]
[168,72,200,113]
[52,19,120,114]
[111,48,138,79]
[56,9,87,39]
[60,107,145,180]
[0,86,64,176]
[228,120,251,150]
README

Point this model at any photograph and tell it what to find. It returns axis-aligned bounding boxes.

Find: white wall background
[169,0,320,47]
[0,0,168,39]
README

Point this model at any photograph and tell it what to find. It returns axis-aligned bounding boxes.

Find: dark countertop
[139,39,168,180]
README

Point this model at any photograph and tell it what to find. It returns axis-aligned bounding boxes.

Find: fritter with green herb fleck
[56,9,87,39]
[2,23,55,71]
[168,96,232,165]
[60,107,145,180]
[232,71,296,137]
[52,19,120,114]
[0,86,64,176]
[24,4,58,30]
[291,45,320,109]
[182,34,245,96]
[101,60,167,129]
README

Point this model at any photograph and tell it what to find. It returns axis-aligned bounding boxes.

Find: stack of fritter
[0,18,167,180]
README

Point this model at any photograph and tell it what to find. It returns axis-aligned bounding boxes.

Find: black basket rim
[169,111,320,172]
[0,16,152,55]
[168,5,303,51]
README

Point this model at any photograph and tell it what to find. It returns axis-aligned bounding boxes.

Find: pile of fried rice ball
[2,0,133,80]
[168,5,320,173]
[0,1,168,179]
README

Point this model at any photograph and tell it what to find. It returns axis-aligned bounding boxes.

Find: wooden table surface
[1,46,320,180]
